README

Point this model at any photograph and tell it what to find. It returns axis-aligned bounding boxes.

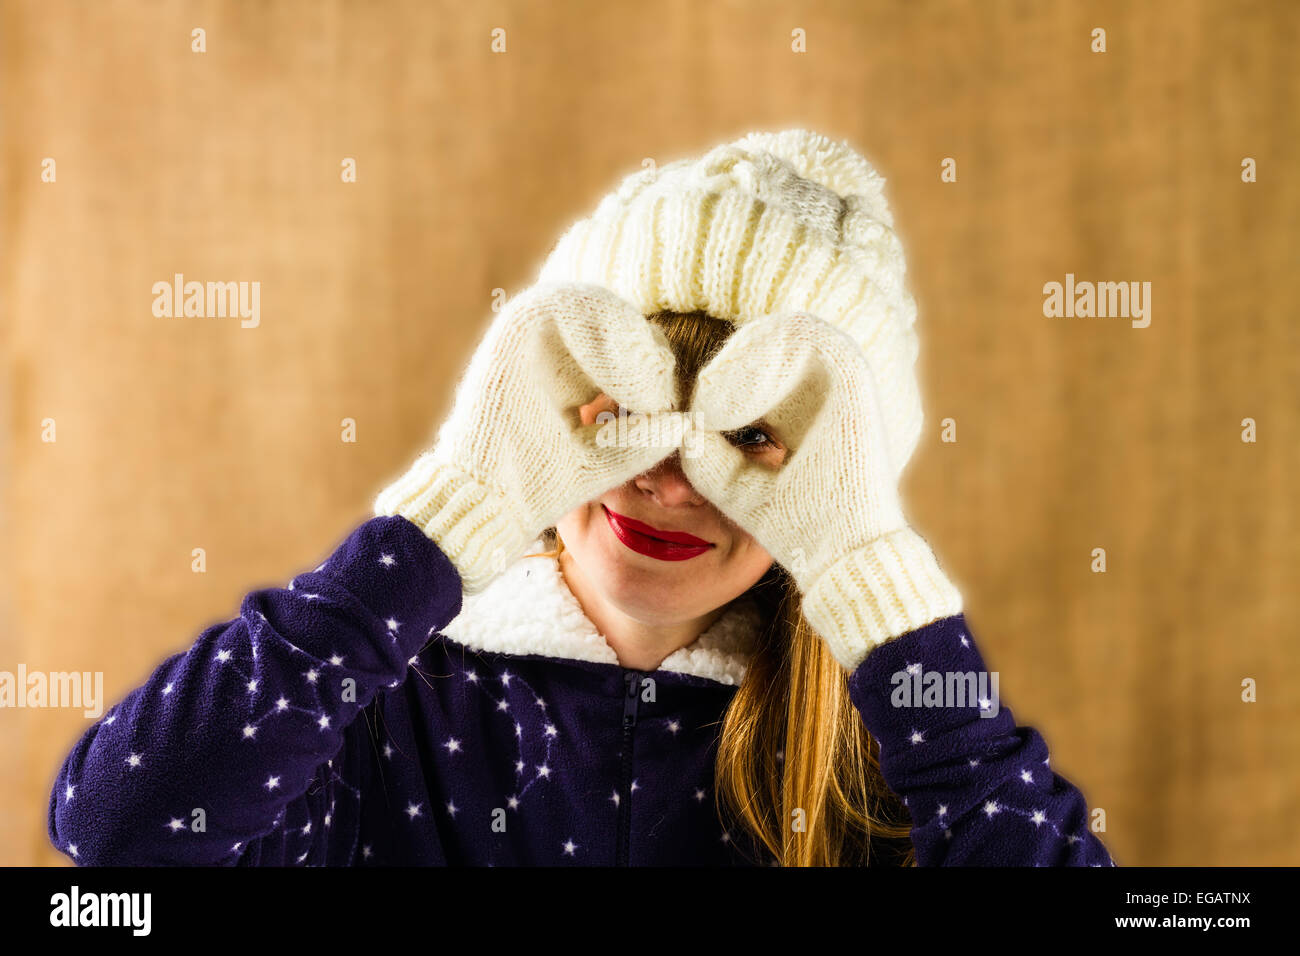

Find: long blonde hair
[537,309,915,867]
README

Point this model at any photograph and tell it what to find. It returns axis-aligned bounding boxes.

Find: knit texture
[536,128,924,480]
[376,277,960,656]
[373,281,681,593]
[48,516,1117,867]
[683,309,963,669]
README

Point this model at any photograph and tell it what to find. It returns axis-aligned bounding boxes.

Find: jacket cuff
[373,452,527,594]
[801,526,964,671]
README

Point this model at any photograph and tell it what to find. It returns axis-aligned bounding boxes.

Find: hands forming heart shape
[375,281,962,667]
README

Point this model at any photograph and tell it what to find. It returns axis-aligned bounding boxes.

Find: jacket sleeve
[845,612,1118,866]
[47,515,463,865]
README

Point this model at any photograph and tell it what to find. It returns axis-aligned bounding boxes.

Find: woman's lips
[602,505,714,561]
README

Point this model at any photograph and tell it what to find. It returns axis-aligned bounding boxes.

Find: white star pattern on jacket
[47,516,1117,867]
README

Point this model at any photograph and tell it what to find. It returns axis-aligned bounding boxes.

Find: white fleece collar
[438,538,763,686]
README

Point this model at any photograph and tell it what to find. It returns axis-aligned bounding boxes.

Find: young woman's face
[555,394,786,625]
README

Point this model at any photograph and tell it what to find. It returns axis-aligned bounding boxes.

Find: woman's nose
[634,451,706,507]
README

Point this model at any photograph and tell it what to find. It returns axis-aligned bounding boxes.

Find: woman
[47,129,1116,866]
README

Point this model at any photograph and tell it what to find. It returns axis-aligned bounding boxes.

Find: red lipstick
[602,505,713,561]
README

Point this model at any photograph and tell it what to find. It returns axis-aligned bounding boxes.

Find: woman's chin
[603,548,686,587]
[559,508,743,619]
[594,546,708,607]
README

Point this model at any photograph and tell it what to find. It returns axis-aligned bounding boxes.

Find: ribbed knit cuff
[800,526,964,672]
[373,453,528,594]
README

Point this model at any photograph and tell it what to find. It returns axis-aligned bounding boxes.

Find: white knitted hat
[535,128,923,478]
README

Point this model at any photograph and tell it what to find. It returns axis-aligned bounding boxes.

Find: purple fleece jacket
[48,515,1117,866]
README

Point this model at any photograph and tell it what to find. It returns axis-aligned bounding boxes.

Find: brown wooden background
[3,0,1297,867]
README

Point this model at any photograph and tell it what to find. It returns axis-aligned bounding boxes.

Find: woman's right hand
[374,281,682,593]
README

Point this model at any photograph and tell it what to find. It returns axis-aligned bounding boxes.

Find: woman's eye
[724,426,777,451]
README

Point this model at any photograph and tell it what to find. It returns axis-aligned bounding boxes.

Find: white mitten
[374,282,682,593]
[682,311,962,670]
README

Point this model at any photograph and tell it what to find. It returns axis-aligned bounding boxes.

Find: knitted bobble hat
[535,128,923,479]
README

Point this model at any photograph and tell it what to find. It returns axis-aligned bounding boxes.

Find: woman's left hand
[681,310,963,670]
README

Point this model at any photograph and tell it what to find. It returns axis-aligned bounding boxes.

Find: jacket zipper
[616,669,640,866]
